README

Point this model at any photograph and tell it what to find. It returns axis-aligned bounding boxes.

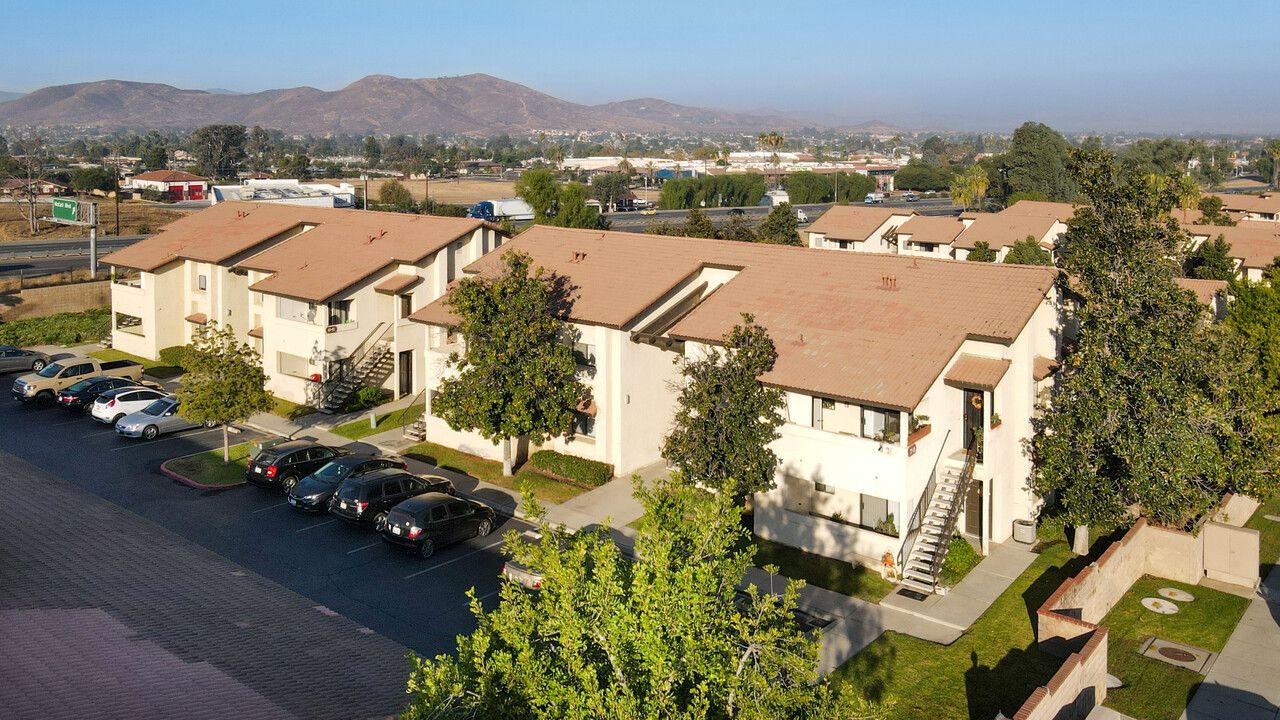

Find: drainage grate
[1140,637,1217,675]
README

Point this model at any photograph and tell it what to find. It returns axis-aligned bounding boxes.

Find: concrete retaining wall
[0,281,110,321]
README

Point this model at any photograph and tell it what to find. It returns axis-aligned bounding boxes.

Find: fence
[0,281,110,321]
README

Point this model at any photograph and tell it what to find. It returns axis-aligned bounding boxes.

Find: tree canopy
[1004,121,1075,203]
[403,477,887,720]
[756,203,801,245]
[433,251,580,476]
[1031,149,1280,531]
[378,179,415,209]
[176,322,275,463]
[967,241,997,262]
[1187,235,1236,280]
[516,170,605,229]
[1003,237,1053,266]
[187,124,246,181]
[662,314,785,499]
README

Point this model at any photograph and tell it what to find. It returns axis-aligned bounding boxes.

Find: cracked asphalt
[0,361,532,660]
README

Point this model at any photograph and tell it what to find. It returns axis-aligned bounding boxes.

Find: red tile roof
[412,226,1057,410]
[1173,277,1228,305]
[373,274,422,295]
[944,354,1012,391]
[806,206,910,242]
[133,170,207,183]
[954,214,1061,251]
[1183,223,1280,270]
[896,215,964,246]
[1033,356,1060,382]
[999,200,1079,222]
[184,313,208,325]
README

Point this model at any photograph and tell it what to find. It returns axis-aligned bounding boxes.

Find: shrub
[527,449,613,488]
[940,533,983,586]
[135,222,154,235]
[158,345,189,368]
[341,385,388,414]
[0,307,111,346]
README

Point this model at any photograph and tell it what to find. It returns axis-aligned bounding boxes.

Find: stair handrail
[898,429,951,570]
[398,387,429,437]
[927,438,980,582]
[318,321,392,407]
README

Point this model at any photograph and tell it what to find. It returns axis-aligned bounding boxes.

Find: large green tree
[967,241,997,262]
[1187,235,1237,280]
[187,124,246,181]
[1226,263,1280,396]
[662,314,785,499]
[756,202,800,245]
[404,477,887,720]
[1031,150,1279,552]
[591,172,631,211]
[1005,121,1075,202]
[275,153,312,181]
[434,251,580,476]
[378,179,414,209]
[246,126,272,174]
[176,322,275,463]
[1003,236,1053,266]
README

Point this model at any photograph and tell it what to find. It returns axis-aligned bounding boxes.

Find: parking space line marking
[296,519,336,533]
[83,429,118,437]
[403,538,505,580]
[107,427,220,451]
[51,418,87,426]
[347,541,382,554]
[474,589,500,602]
[252,502,289,513]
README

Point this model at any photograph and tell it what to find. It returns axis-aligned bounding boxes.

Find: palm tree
[1267,140,1280,189]
[757,131,784,188]
[645,161,656,192]
[1175,174,1201,212]
[950,173,971,211]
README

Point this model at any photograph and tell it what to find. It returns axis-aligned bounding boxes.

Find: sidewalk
[1183,556,1280,720]
[880,539,1039,632]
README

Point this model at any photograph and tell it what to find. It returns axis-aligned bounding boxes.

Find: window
[814,483,835,494]
[447,501,472,517]
[573,342,596,368]
[429,506,447,523]
[571,412,596,438]
[197,274,207,291]
[399,294,413,319]
[277,297,313,323]
[277,352,310,379]
[327,299,352,325]
[115,312,143,335]
[861,405,901,441]
[859,494,901,537]
[382,479,403,496]
[252,291,263,306]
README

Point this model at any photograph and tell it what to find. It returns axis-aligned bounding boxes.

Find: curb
[160,457,246,491]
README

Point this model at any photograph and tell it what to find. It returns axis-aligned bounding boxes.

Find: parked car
[285,454,408,512]
[381,492,496,558]
[795,208,809,223]
[245,440,350,491]
[11,355,145,405]
[90,386,167,425]
[0,346,50,374]
[727,208,745,217]
[114,397,203,440]
[501,530,551,590]
[57,376,148,413]
[902,190,919,202]
[330,469,455,531]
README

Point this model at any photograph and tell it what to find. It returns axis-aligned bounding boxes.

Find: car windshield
[312,461,350,481]
[252,448,280,463]
[37,363,63,378]
[67,379,93,392]
[141,400,171,416]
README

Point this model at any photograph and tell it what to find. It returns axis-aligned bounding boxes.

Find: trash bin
[1013,519,1036,544]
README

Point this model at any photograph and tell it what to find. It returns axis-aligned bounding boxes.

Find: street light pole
[361,174,368,211]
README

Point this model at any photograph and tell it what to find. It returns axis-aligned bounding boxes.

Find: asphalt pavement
[0,355,533,659]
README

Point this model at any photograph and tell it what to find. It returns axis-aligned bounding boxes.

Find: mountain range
[0,74,858,136]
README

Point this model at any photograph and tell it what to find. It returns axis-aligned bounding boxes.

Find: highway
[0,200,960,278]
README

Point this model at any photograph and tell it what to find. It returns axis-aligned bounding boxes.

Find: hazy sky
[3,0,1277,134]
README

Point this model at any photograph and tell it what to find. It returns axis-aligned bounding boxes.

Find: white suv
[90,386,168,425]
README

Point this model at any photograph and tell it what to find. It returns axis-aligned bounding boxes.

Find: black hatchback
[329,469,454,531]
[381,493,496,559]
[285,453,407,512]
[245,440,350,491]
[56,376,143,413]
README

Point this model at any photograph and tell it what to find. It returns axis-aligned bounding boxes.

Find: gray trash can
[1013,519,1036,544]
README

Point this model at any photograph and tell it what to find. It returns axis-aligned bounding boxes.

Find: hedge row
[527,450,614,488]
[0,307,111,347]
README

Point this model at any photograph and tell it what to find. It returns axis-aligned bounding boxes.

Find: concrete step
[902,569,935,586]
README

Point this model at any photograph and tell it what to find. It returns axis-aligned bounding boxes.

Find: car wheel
[281,474,299,493]
[373,511,389,532]
[31,359,46,371]
[83,403,95,415]
[418,538,435,559]
[34,391,54,408]
[142,425,159,440]
[112,413,125,425]
[476,518,492,538]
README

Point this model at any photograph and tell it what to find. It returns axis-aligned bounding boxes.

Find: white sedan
[90,386,168,425]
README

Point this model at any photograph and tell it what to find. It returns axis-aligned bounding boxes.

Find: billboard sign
[51,198,78,222]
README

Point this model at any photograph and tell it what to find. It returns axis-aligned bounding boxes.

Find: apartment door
[963,388,984,463]
[398,351,413,397]
[965,478,984,537]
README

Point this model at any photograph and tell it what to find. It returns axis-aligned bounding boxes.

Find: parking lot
[0,358,533,659]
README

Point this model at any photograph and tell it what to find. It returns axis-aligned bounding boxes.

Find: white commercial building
[210,179,358,208]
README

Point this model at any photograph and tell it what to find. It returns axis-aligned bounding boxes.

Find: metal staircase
[316,323,394,414]
[899,441,979,595]
[401,388,428,442]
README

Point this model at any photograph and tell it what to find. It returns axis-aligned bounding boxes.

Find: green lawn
[270,396,317,420]
[331,404,424,441]
[1244,493,1280,581]
[750,532,895,603]
[1101,575,1249,720]
[89,348,183,379]
[166,443,253,487]
[831,525,1125,720]
[404,440,588,505]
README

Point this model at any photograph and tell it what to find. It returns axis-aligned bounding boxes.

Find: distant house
[0,178,70,197]
[130,170,208,201]
[209,179,357,208]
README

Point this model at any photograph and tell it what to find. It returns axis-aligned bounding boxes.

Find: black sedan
[381,493,496,559]
[330,469,454,531]
[285,453,408,512]
[245,440,350,491]
[56,376,145,413]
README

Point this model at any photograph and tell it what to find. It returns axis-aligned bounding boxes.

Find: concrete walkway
[880,539,1039,632]
[1183,557,1280,720]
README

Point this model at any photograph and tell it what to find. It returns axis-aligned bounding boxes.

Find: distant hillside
[0,91,23,103]
[0,74,816,135]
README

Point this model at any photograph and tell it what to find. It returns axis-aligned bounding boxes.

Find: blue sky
[3,1,1277,133]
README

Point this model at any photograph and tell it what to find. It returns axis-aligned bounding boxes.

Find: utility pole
[113,152,121,236]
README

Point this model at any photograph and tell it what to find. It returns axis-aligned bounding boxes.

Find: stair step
[902,568,935,584]
[900,578,936,595]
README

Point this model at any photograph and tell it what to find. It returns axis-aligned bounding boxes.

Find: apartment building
[1183,221,1280,281]
[410,227,1063,592]
[101,202,504,410]
[808,201,1074,261]
[1212,192,1280,222]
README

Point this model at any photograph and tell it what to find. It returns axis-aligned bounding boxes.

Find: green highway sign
[51,198,78,221]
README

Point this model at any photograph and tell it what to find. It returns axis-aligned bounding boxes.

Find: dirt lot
[0,200,190,242]
[339,177,516,206]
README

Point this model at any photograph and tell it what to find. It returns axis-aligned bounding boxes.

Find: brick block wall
[0,281,110,321]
